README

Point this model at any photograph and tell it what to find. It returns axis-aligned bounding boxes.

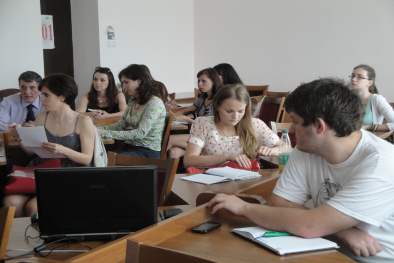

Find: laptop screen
[35,166,157,240]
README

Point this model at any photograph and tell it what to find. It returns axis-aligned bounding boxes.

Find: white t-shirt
[273,130,394,263]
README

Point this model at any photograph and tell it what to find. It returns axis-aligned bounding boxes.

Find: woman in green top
[99,64,166,158]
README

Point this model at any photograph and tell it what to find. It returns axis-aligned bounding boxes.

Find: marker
[262,231,291,237]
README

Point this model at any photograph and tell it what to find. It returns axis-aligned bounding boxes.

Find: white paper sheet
[16,126,65,159]
[181,174,230,185]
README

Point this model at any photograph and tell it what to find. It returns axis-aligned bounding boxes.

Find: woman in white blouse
[350,64,394,132]
[184,84,285,168]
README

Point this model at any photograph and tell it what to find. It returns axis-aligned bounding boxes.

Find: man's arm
[207,193,359,238]
[267,193,381,256]
[0,99,12,131]
[267,193,304,208]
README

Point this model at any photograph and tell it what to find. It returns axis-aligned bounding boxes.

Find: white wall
[97,0,195,94]
[0,0,44,89]
[194,0,394,100]
[71,0,100,96]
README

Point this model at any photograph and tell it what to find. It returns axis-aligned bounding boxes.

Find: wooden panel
[0,207,15,259]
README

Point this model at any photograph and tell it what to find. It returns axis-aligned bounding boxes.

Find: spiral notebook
[232,226,339,255]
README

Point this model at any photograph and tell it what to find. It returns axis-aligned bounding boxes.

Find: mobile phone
[191,221,221,233]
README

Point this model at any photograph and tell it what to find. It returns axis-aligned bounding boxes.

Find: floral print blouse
[189,116,280,156]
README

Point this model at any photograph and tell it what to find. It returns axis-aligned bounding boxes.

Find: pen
[262,231,291,237]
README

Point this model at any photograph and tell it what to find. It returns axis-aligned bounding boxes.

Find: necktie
[26,104,36,122]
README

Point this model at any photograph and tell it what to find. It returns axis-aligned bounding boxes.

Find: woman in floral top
[184,84,285,168]
[99,64,166,158]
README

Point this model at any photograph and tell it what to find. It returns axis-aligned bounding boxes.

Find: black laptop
[34,166,157,241]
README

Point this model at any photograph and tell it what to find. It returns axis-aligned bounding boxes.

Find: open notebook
[181,167,261,185]
[232,226,339,256]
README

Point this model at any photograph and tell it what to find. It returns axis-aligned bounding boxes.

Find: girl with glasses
[350,64,394,132]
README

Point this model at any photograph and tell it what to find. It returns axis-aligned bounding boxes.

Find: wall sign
[106,25,116,47]
[42,15,55,49]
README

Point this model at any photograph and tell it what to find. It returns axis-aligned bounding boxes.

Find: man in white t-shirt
[207,78,394,263]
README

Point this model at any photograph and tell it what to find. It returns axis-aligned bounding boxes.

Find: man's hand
[336,227,382,257]
[207,193,249,215]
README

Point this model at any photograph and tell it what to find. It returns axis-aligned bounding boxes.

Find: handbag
[4,159,61,195]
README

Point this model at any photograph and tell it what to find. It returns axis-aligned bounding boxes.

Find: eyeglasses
[348,74,369,81]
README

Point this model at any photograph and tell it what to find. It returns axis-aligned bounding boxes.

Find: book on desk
[232,226,339,256]
[181,166,261,185]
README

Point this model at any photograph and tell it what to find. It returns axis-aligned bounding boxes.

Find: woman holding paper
[184,84,285,169]
[4,74,96,217]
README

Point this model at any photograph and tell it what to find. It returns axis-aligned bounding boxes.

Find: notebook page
[181,174,230,184]
[254,235,339,255]
[205,167,261,180]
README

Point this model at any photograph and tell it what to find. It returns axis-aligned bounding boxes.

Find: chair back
[161,114,174,159]
[0,88,19,103]
[107,152,179,205]
[0,207,15,259]
[245,85,269,96]
[257,91,290,127]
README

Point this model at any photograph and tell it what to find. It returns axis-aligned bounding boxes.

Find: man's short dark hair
[18,71,42,84]
[285,78,362,137]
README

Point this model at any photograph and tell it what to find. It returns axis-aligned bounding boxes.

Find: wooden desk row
[7,171,355,263]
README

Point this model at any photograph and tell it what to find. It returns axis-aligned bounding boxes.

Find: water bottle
[278,128,292,172]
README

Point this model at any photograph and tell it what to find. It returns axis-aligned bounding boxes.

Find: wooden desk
[126,206,355,263]
[173,170,279,206]
[94,116,121,127]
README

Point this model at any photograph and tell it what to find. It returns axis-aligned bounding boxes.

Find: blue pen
[262,231,291,237]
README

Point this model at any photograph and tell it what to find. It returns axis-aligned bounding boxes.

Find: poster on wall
[41,15,55,49]
[106,25,116,47]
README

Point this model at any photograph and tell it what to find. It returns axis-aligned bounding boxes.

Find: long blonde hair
[213,84,257,158]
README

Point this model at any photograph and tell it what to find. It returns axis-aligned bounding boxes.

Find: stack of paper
[181,166,261,185]
[232,226,339,255]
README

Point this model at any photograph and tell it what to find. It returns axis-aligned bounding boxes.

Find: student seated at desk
[207,79,394,263]
[99,64,166,158]
[184,84,285,168]
[350,64,394,132]
[4,74,96,217]
[0,71,43,131]
[167,68,222,159]
[213,63,243,85]
[77,66,127,120]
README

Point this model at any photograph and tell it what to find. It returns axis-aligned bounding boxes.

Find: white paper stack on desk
[181,166,261,185]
